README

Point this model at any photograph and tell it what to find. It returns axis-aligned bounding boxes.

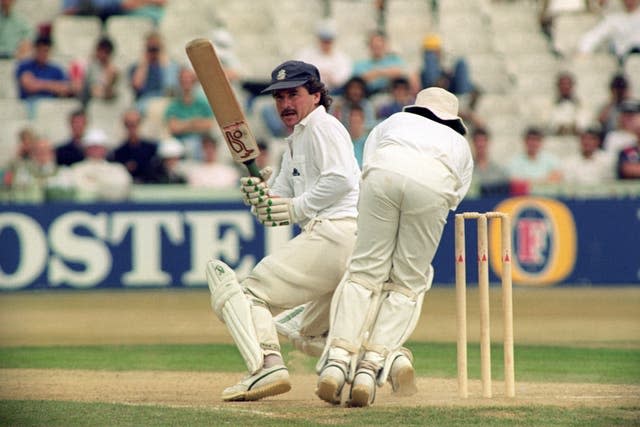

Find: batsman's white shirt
[270,105,360,226]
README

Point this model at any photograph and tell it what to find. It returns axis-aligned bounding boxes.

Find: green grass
[1,342,638,385]
[0,400,638,427]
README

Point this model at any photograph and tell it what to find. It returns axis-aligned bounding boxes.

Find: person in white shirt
[563,127,616,184]
[185,134,240,189]
[603,99,640,156]
[71,128,132,201]
[205,61,360,402]
[577,0,640,64]
[296,19,353,93]
[316,87,473,407]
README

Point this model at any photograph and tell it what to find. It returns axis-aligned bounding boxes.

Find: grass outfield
[1,342,639,426]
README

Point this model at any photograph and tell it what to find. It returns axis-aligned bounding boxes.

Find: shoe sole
[316,377,341,405]
[393,365,418,396]
[223,379,291,402]
[349,384,371,407]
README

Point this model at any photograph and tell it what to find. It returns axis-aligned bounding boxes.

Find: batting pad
[206,260,263,374]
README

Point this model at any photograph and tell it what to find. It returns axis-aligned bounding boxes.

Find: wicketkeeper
[316,87,474,407]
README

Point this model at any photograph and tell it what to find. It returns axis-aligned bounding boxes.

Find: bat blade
[185,38,261,177]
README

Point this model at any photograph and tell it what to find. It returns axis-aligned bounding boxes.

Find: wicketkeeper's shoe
[349,366,377,407]
[388,352,417,396]
[221,365,291,402]
[316,362,347,405]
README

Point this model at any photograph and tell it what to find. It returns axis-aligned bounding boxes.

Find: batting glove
[240,167,272,206]
[256,197,295,227]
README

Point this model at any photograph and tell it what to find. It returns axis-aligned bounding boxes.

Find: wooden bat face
[185,38,261,176]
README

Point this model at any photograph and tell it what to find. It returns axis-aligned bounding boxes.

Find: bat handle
[245,160,262,178]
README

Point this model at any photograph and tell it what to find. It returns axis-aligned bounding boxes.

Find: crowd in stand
[1,0,639,202]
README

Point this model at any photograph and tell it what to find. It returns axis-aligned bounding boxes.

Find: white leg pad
[206,260,263,374]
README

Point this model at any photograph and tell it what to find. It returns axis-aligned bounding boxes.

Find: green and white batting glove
[256,197,295,227]
[239,167,272,206]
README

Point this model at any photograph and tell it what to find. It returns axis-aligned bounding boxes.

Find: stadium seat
[624,56,640,99]
[51,15,103,63]
[0,98,29,121]
[105,15,155,70]
[552,13,600,57]
[0,59,18,99]
[32,98,83,144]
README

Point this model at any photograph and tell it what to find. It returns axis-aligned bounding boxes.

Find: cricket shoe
[388,352,417,396]
[316,362,347,405]
[221,365,291,401]
[349,365,377,407]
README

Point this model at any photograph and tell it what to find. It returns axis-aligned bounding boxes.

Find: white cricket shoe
[349,366,377,407]
[316,362,347,405]
[389,353,417,396]
[221,365,291,401]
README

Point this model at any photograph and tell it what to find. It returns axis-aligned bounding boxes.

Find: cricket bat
[185,38,261,177]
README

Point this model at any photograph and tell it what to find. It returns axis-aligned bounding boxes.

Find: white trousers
[243,217,357,354]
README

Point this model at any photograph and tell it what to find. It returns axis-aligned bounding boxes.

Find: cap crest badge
[276,69,287,80]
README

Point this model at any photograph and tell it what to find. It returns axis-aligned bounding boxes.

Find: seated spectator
[506,127,563,185]
[330,76,377,131]
[164,66,214,161]
[15,35,72,114]
[376,76,415,120]
[603,99,640,155]
[414,33,476,97]
[148,137,187,184]
[563,127,616,184]
[0,0,34,59]
[577,0,640,64]
[295,18,353,94]
[352,30,408,95]
[347,104,367,169]
[185,134,240,189]
[72,128,132,201]
[74,36,120,105]
[617,107,640,178]
[62,0,166,25]
[597,73,632,137]
[548,71,590,135]
[55,108,88,166]
[470,127,511,196]
[210,28,244,86]
[111,108,158,183]
[3,126,37,191]
[128,31,179,113]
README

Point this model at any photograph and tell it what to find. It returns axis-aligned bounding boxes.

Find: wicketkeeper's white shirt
[271,105,360,227]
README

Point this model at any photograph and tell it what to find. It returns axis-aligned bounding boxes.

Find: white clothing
[578,7,640,57]
[296,45,352,91]
[603,129,636,156]
[186,162,240,189]
[271,105,360,227]
[562,150,616,184]
[71,159,132,201]
[363,111,473,210]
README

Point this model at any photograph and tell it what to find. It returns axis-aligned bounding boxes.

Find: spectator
[563,127,616,184]
[164,66,215,161]
[617,107,640,178]
[597,73,632,136]
[76,36,120,105]
[148,137,187,184]
[577,0,640,64]
[376,76,415,120]
[0,0,34,60]
[15,35,72,114]
[2,126,37,190]
[352,30,408,95]
[55,109,87,167]
[506,127,563,185]
[603,99,640,155]
[347,104,368,169]
[128,31,179,113]
[62,0,166,25]
[414,33,476,97]
[111,108,158,183]
[185,134,240,189]
[295,18,353,93]
[330,76,377,131]
[548,71,590,135]
[71,128,132,201]
[210,28,244,86]
[470,127,511,196]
